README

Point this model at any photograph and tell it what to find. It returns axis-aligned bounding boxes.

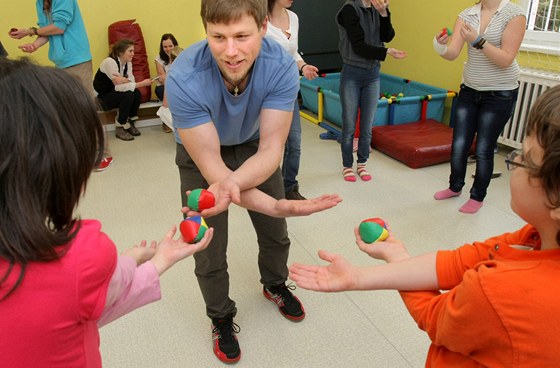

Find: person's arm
[290,250,439,292]
[155,59,166,84]
[230,107,291,190]
[17,36,48,53]
[399,270,509,362]
[99,58,135,92]
[180,107,291,191]
[98,226,213,327]
[372,0,395,43]
[176,114,287,217]
[434,17,467,61]
[338,4,389,61]
[460,15,526,68]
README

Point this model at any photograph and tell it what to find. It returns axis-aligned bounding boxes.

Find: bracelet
[299,63,308,75]
[470,36,482,47]
[29,27,38,36]
[473,37,486,50]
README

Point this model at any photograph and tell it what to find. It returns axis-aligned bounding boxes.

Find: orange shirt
[400,225,560,367]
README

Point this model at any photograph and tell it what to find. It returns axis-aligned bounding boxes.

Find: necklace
[221,67,252,97]
[223,76,241,96]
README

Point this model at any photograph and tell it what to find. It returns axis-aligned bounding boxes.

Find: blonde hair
[169,46,183,63]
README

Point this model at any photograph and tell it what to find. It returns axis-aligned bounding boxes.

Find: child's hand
[354,226,410,263]
[150,225,214,275]
[122,240,157,265]
[290,250,357,292]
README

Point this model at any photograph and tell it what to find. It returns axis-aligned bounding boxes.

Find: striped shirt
[459,0,525,91]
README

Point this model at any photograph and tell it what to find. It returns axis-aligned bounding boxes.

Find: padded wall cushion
[372,119,471,169]
[108,19,151,103]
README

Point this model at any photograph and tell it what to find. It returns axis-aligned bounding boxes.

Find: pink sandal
[357,164,372,181]
[343,167,356,182]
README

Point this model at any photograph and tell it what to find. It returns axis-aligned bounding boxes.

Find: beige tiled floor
[77,119,524,368]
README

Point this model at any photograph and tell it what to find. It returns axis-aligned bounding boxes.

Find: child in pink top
[0,58,213,368]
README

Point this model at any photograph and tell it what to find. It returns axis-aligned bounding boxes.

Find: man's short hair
[200,0,267,30]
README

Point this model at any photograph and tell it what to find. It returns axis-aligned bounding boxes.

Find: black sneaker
[263,283,305,322]
[211,316,241,364]
[285,185,306,200]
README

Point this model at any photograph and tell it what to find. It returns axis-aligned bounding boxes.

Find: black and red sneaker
[211,316,241,364]
[263,283,305,322]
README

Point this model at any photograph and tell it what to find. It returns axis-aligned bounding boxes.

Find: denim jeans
[282,101,301,192]
[155,84,164,102]
[450,84,518,201]
[340,63,381,168]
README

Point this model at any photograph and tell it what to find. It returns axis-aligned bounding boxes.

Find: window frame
[517,0,560,55]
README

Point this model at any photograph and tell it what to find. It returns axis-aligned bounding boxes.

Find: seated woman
[154,34,179,133]
[94,39,153,141]
[156,46,183,132]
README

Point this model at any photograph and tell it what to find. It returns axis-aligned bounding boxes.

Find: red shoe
[263,283,305,322]
[95,156,113,172]
[211,316,241,363]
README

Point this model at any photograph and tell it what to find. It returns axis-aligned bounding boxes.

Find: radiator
[498,68,560,149]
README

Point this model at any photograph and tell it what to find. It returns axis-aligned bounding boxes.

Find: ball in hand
[359,218,389,244]
[180,215,208,244]
[439,27,452,37]
[187,189,215,212]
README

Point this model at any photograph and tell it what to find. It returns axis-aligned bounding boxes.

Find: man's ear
[261,16,268,34]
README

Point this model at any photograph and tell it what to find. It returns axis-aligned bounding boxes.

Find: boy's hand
[354,226,410,263]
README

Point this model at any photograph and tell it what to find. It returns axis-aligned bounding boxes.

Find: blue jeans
[449,84,518,201]
[282,101,302,192]
[340,63,380,168]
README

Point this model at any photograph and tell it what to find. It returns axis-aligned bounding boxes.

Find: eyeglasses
[505,149,528,171]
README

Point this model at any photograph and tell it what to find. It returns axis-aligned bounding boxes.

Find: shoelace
[269,283,297,304]
[212,320,240,342]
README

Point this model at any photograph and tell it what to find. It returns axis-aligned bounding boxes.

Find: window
[518,0,560,55]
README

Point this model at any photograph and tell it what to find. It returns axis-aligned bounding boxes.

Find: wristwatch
[30,27,38,36]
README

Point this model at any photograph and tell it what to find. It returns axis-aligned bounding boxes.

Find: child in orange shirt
[290,85,560,367]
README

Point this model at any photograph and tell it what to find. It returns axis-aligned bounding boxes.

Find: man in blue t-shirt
[166,0,309,364]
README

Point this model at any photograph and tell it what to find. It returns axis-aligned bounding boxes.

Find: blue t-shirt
[166,37,299,146]
[36,0,92,69]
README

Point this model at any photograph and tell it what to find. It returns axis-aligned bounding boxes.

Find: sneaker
[263,283,305,322]
[162,122,173,133]
[115,127,134,141]
[211,316,241,364]
[127,121,141,136]
[95,156,113,172]
[285,185,306,200]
